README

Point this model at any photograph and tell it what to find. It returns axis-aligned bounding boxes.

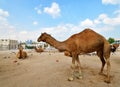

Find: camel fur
[16,46,27,59]
[37,28,111,83]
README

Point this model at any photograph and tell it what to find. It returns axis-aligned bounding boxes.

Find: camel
[113,43,119,48]
[110,44,119,54]
[35,47,44,53]
[16,46,27,59]
[64,51,72,57]
[37,28,111,83]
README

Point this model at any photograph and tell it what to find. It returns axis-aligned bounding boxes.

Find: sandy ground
[0,50,120,87]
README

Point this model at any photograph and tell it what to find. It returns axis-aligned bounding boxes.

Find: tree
[108,37,115,44]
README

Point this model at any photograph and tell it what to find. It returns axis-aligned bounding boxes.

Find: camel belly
[78,44,103,54]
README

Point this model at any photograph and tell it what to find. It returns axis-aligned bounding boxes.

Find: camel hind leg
[97,50,106,74]
[103,44,111,83]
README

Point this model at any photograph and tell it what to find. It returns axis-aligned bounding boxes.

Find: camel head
[37,32,50,42]
[18,46,23,51]
[110,44,119,52]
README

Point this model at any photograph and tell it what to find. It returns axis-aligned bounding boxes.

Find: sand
[0,50,120,87]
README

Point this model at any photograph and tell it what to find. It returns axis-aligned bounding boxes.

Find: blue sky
[0,0,120,41]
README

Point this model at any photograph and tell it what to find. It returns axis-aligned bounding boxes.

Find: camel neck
[19,50,22,58]
[45,36,67,51]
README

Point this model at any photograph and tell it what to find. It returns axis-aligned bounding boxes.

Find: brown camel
[16,46,27,59]
[113,43,119,48]
[110,43,119,53]
[37,28,111,83]
[35,47,44,53]
[64,51,72,57]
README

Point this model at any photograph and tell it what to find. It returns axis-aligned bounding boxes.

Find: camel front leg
[68,57,76,81]
[68,53,82,81]
[75,57,83,79]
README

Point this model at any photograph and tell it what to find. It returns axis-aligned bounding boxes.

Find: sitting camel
[37,28,111,83]
[64,51,72,57]
[16,46,27,59]
[35,47,44,53]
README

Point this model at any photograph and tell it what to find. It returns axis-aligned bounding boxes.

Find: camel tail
[103,42,111,58]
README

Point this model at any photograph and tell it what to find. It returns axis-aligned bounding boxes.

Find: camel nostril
[37,38,40,42]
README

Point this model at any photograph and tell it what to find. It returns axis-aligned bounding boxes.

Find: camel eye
[42,39,46,42]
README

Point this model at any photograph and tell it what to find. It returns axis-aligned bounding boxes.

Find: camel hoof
[74,71,83,79]
[76,75,83,79]
[104,79,111,84]
[68,77,74,81]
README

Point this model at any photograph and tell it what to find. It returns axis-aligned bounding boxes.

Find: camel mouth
[37,38,41,42]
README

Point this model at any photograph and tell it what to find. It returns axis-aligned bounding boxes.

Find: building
[0,39,18,50]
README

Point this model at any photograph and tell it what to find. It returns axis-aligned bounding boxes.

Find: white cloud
[0,9,15,39]
[94,19,101,24]
[33,21,38,25]
[0,9,9,29]
[0,9,9,17]
[103,17,120,25]
[1,3,120,42]
[97,14,108,20]
[36,9,120,41]
[96,13,120,26]
[20,31,27,34]
[39,24,78,41]
[0,9,25,41]
[102,0,120,5]
[44,2,61,18]
[80,19,94,27]
[34,6,42,15]
[0,8,39,42]
[34,2,61,18]
[114,10,120,17]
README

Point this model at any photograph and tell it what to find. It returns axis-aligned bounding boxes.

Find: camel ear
[41,32,47,35]
[44,32,47,34]
[41,32,44,35]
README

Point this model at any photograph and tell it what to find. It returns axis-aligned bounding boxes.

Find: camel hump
[83,28,96,33]
[82,28,105,38]
[84,28,92,31]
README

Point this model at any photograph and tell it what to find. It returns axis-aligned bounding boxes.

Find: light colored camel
[35,47,44,53]
[37,28,111,83]
[16,46,27,59]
